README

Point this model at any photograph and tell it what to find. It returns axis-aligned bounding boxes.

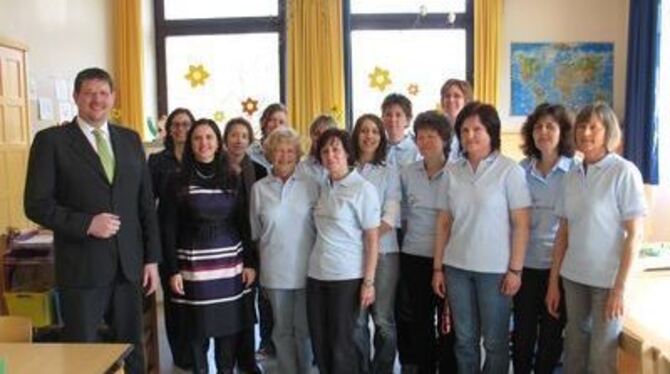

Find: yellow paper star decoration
[184,64,210,88]
[407,83,420,96]
[241,97,259,116]
[110,108,122,122]
[368,66,392,92]
[330,104,343,123]
[213,111,226,123]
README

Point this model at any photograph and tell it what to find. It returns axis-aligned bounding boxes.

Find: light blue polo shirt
[386,135,421,169]
[557,153,647,288]
[357,163,401,254]
[521,156,576,269]
[400,160,449,258]
[309,170,381,281]
[250,172,319,289]
[295,155,328,185]
[448,136,461,163]
[247,141,272,171]
[437,152,532,273]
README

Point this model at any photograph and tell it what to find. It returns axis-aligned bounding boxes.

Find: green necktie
[93,129,115,182]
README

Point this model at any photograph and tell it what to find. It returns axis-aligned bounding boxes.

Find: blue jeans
[563,278,622,374]
[355,253,399,374]
[445,266,511,374]
[264,288,313,374]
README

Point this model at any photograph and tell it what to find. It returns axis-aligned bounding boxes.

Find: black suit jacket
[24,119,161,288]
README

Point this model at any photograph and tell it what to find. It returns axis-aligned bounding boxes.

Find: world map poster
[510,42,614,116]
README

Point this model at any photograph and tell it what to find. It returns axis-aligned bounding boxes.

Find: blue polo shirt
[557,153,647,288]
[308,170,381,281]
[437,152,531,273]
[295,155,328,185]
[250,172,319,289]
[448,136,461,163]
[247,141,271,171]
[387,135,421,169]
[521,156,576,269]
[357,163,401,254]
[400,160,449,258]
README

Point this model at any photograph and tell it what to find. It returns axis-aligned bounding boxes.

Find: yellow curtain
[473,0,502,107]
[112,0,145,138]
[287,0,346,142]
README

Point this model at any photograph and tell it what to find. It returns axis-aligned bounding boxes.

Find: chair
[0,315,33,342]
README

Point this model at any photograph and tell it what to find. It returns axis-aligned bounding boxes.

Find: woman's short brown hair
[574,101,621,151]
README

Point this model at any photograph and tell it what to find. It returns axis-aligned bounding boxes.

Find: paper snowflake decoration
[368,66,392,92]
[213,111,226,123]
[407,83,420,96]
[184,64,210,88]
[241,97,259,116]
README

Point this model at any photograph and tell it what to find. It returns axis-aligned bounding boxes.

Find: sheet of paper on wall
[58,102,74,123]
[38,97,54,121]
[54,79,69,100]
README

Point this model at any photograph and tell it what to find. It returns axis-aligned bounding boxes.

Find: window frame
[342,0,474,128]
[153,0,287,117]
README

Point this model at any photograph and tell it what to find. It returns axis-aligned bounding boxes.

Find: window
[154,0,285,128]
[163,0,278,19]
[344,0,473,126]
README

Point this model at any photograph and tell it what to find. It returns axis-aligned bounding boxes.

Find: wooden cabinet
[0,38,30,230]
[0,231,160,373]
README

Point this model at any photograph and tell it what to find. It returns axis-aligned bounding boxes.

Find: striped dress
[164,168,256,339]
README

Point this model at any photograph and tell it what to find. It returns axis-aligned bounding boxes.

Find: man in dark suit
[24,67,160,374]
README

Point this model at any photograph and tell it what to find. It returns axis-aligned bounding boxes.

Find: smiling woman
[162,118,259,373]
[307,128,381,373]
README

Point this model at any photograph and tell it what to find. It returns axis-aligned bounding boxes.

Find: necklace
[194,164,215,180]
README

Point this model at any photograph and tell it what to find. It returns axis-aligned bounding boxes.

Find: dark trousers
[216,327,260,373]
[307,277,364,374]
[258,286,275,352]
[396,253,456,373]
[159,266,192,368]
[59,275,144,374]
[191,329,260,374]
[512,268,566,374]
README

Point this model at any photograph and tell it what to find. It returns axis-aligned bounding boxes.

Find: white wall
[499,0,670,242]
[500,0,630,127]
[0,0,113,133]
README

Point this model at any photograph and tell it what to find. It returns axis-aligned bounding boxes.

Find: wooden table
[0,343,131,374]
[619,269,670,373]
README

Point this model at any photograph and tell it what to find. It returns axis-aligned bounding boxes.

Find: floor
[156,301,554,374]
[157,301,283,374]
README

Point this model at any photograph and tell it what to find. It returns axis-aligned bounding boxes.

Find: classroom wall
[0,0,113,133]
[499,0,629,126]
[498,0,670,242]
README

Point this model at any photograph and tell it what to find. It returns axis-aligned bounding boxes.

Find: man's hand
[87,213,121,238]
[143,263,159,295]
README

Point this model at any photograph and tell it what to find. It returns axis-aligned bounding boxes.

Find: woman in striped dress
[164,118,258,374]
